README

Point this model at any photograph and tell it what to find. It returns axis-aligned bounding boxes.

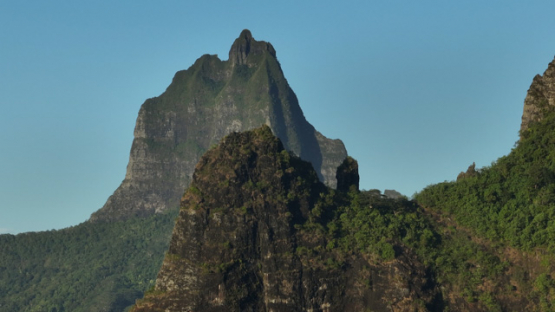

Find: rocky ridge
[520,56,555,138]
[131,126,438,312]
[90,30,347,222]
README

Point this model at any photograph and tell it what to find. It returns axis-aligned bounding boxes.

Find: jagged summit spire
[229,29,276,65]
[239,29,253,40]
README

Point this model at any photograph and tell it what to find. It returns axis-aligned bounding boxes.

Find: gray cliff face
[90,30,347,222]
[520,56,555,138]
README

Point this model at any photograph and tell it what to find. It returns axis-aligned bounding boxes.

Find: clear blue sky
[2,1,555,234]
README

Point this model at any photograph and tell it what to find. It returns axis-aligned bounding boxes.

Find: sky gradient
[2,1,555,234]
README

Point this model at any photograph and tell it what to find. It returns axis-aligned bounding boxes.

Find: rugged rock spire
[520,56,555,138]
[130,127,436,312]
[90,30,347,222]
[229,29,276,65]
[336,156,359,192]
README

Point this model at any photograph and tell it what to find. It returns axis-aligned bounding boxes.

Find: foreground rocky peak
[90,30,347,222]
[131,126,438,312]
[520,56,555,138]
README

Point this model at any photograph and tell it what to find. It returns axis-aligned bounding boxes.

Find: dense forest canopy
[416,109,555,252]
[0,210,176,312]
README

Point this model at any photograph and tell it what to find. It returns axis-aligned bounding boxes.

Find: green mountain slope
[0,211,175,312]
[415,109,555,310]
[131,126,543,311]
[417,108,555,251]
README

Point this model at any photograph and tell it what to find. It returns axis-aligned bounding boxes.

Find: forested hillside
[0,210,176,312]
[415,109,555,310]
[417,109,555,252]
[132,126,547,312]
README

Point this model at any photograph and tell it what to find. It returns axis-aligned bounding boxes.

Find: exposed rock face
[131,126,437,312]
[336,156,359,192]
[229,29,276,66]
[520,56,555,138]
[90,30,347,222]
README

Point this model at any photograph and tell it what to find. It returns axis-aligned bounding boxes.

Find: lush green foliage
[410,110,555,310]
[297,187,508,309]
[332,191,437,260]
[0,210,176,312]
[416,110,555,252]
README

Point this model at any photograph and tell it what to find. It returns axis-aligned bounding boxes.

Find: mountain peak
[229,29,276,65]
[520,55,555,138]
[131,127,435,312]
[89,31,347,222]
[239,28,253,40]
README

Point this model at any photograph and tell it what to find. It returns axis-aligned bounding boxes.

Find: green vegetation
[0,209,176,312]
[416,109,555,252]
[411,109,555,309]
[292,187,512,309]
[296,107,555,309]
[331,191,438,259]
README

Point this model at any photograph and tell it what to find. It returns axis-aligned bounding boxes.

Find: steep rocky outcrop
[520,56,555,138]
[131,126,438,312]
[336,156,359,192]
[90,30,347,222]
